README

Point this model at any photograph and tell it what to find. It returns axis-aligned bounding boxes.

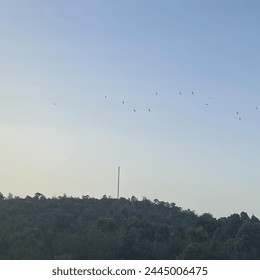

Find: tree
[181,243,206,259]
[87,217,121,259]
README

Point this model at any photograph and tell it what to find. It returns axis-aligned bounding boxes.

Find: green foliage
[0,195,259,259]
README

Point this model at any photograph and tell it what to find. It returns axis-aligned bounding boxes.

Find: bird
[53,103,56,106]
[236,112,239,115]
[155,92,158,96]
[192,91,195,95]
[148,108,151,112]
[179,92,182,95]
[104,96,107,98]
[122,101,125,104]
[256,107,258,110]
[205,103,208,106]
[239,117,242,120]
[133,109,136,112]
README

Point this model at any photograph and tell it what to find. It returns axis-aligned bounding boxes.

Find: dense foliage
[0,192,259,259]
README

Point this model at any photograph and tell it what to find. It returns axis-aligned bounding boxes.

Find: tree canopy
[0,193,259,260]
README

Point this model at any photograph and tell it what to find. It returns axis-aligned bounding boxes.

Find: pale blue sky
[1,0,260,217]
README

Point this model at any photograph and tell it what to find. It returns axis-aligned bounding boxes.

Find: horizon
[0,191,258,220]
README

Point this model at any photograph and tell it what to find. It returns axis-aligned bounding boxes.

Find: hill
[0,193,259,259]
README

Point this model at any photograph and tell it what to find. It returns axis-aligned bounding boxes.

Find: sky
[1,0,260,218]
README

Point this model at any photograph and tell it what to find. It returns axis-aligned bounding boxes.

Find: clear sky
[1,0,260,218]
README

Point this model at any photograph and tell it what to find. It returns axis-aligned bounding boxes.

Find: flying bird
[122,101,125,104]
[133,109,136,112]
[155,92,158,96]
[104,96,107,98]
[53,103,56,106]
[192,91,195,95]
[236,112,239,115]
[179,92,182,95]
[148,108,151,112]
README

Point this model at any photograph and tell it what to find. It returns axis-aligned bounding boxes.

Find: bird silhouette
[236,112,239,115]
[104,96,107,98]
[148,108,151,112]
[122,101,125,104]
[133,109,136,112]
[179,92,182,95]
[155,92,158,96]
[192,91,195,95]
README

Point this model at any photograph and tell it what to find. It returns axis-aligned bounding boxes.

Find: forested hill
[0,193,260,260]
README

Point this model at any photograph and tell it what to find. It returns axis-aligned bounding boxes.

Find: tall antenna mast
[117,166,120,199]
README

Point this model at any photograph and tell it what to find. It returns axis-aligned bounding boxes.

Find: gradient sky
[1,0,260,218]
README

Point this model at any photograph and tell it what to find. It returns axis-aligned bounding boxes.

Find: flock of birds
[51,91,259,122]
[102,91,259,121]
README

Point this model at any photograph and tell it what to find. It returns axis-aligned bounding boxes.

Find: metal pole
[117,166,120,199]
